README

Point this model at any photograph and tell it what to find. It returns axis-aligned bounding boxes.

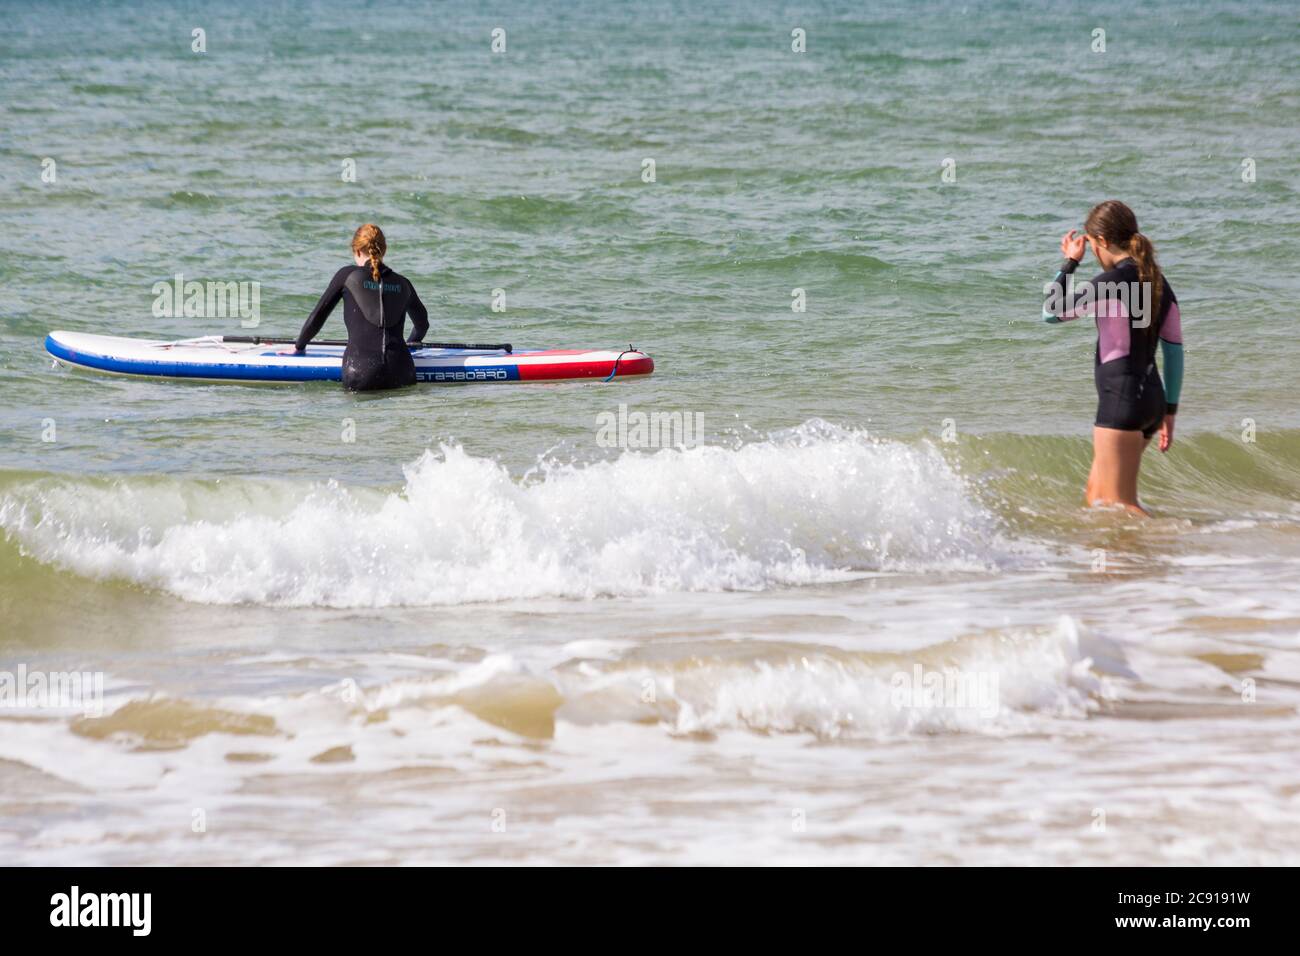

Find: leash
[604,345,639,382]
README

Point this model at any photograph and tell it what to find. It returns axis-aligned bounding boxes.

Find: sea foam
[0,422,1007,607]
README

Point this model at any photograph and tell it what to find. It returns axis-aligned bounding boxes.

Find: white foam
[0,421,1009,607]
[553,615,1110,738]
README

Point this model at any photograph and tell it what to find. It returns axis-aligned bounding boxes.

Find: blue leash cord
[604,345,637,382]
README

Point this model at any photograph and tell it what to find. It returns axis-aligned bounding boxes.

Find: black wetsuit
[296,264,430,391]
[1043,257,1185,438]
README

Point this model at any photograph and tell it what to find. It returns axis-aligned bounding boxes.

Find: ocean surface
[1,0,1298,865]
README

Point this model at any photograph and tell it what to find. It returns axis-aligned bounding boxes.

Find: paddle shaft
[221,335,512,354]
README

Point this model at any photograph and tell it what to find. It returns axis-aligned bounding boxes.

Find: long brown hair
[1084,200,1162,341]
[351,223,386,283]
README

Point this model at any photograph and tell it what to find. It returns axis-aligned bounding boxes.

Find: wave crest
[0,422,1007,607]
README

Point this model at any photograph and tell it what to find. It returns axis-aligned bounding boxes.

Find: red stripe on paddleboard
[518,354,654,381]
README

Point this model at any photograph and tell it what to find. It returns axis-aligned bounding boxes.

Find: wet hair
[351,223,387,282]
[1085,200,1162,339]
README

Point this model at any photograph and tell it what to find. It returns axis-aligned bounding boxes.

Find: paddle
[219,335,513,354]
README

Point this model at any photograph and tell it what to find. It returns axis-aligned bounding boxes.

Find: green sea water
[1,0,1298,865]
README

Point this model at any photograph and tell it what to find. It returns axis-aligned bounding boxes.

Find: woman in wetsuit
[1042,200,1185,515]
[295,224,429,390]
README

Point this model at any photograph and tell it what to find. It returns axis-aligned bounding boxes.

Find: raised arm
[405,281,429,344]
[295,267,350,351]
[1042,230,1095,323]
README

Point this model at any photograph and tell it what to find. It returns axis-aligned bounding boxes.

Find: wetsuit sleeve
[1160,300,1184,413]
[1042,258,1095,323]
[406,282,429,344]
[295,267,350,351]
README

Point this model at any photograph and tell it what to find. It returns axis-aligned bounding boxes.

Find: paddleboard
[45,331,653,384]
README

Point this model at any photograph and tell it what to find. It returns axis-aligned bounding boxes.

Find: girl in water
[295,224,429,390]
[1043,200,1185,515]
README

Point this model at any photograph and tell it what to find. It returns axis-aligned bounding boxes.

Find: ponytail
[1127,231,1163,341]
[350,223,387,285]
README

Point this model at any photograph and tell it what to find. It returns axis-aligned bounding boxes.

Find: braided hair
[351,223,387,282]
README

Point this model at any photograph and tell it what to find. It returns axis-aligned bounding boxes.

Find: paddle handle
[220,335,512,354]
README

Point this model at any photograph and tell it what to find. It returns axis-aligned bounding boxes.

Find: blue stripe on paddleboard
[45,335,522,383]
[46,334,341,381]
